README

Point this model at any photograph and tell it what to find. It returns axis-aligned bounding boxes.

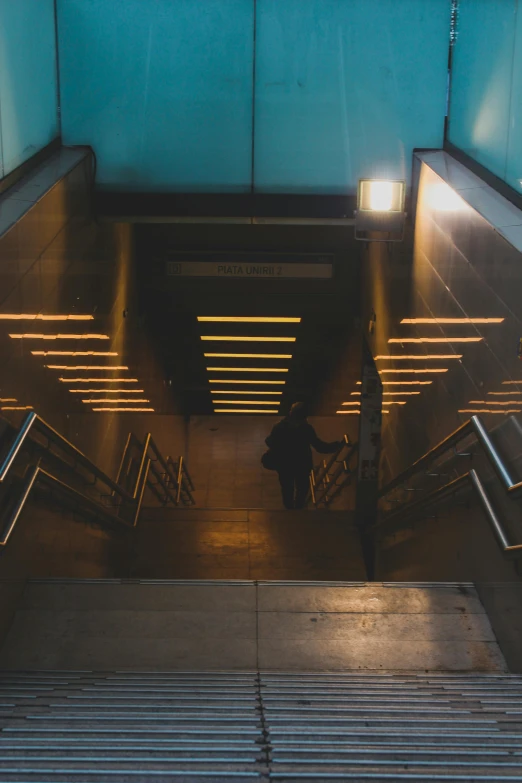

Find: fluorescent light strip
[211,390,283,395]
[400,318,504,324]
[207,367,288,373]
[212,400,280,405]
[488,392,522,396]
[198,316,301,323]
[201,336,296,342]
[92,407,155,412]
[388,338,482,344]
[469,400,522,406]
[378,369,448,374]
[383,391,420,396]
[375,355,462,360]
[209,379,285,385]
[10,333,110,340]
[0,398,17,402]
[341,402,361,406]
[68,388,144,393]
[204,353,292,359]
[356,381,433,386]
[0,314,93,320]
[32,351,118,357]
[45,365,128,370]
[459,409,522,414]
[502,381,522,385]
[59,378,138,383]
[214,409,279,414]
[82,398,150,403]
[1,405,33,410]
[337,410,390,415]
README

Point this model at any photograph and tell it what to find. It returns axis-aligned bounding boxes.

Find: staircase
[0,670,521,780]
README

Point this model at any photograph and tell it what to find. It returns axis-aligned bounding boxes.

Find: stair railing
[378,414,522,558]
[0,411,195,547]
[309,435,359,507]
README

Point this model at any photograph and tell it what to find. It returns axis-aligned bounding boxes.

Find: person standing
[265,402,342,510]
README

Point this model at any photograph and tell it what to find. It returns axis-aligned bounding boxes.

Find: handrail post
[176,457,183,506]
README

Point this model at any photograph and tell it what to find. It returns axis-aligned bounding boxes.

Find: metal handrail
[0,411,194,546]
[378,415,522,558]
[309,435,358,507]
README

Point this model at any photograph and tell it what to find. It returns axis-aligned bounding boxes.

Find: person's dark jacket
[265,418,340,472]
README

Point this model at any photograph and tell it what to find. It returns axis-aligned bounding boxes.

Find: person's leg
[294,469,311,509]
[278,470,295,509]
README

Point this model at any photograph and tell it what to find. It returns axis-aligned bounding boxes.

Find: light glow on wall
[428,183,466,212]
[198,316,301,323]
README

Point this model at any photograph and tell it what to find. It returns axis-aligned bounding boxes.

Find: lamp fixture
[59,378,139,383]
[204,353,292,359]
[10,333,110,340]
[198,316,301,323]
[209,379,285,385]
[355,179,406,241]
[206,367,288,373]
[201,336,296,342]
[400,318,504,325]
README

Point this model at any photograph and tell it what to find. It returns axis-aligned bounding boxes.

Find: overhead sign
[166,261,333,279]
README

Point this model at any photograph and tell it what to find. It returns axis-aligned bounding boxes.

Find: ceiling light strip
[400,318,504,324]
[212,400,280,405]
[32,351,118,357]
[82,399,150,403]
[68,388,145,393]
[488,392,522,396]
[198,316,301,323]
[92,407,155,412]
[206,367,288,373]
[204,353,292,359]
[201,336,296,342]
[459,409,522,414]
[59,378,139,383]
[375,355,461,360]
[356,381,433,386]
[214,409,279,414]
[378,369,448,374]
[209,379,285,385]
[10,334,110,340]
[501,381,522,385]
[45,365,128,370]
[1,406,33,410]
[0,314,93,321]
[388,338,482,344]
[210,390,283,395]
[469,400,522,406]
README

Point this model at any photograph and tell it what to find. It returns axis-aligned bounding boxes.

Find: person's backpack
[261,449,279,471]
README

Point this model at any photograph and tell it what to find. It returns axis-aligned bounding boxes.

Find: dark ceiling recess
[135,224,363,417]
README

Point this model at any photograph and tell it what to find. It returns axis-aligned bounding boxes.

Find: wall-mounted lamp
[355,179,406,242]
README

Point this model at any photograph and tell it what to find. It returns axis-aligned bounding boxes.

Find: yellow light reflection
[209,379,285,385]
[198,316,301,323]
[0,314,93,320]
[388,338,483,344]
[378,369,448,374]
[32,351,118,356]
[375,355,461,360]
[211,390,283,395]
[10,333,110,340]
[207,367,288,373]
[68,388,144,393]
[45,365,128,370]
[59,378,138,383]
[214,409,279,414]
[429,183,466,212]
[400,318,504,325]
[201,336,296,342]
[92,407,155,412]
[212,400,280,405]
[204,353,292,359]
[82,398,150,403]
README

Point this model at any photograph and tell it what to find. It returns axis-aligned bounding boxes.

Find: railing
[308,435,358,507]
[378,414,522,558]
[0,411,195,547]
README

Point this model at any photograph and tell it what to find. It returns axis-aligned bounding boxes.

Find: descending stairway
[0,670,522,781]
